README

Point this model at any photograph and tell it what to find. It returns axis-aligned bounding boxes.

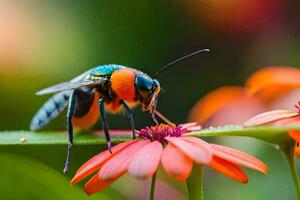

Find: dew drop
[20,137,27,143]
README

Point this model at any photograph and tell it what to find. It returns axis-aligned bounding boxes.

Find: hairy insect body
[31,64,161,173]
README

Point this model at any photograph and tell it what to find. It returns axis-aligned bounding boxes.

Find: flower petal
[180,122,198,129]
[272,116,300,126]
[83,174,115,196]
[185,125,202,132]
[128,141,163,179]
[210,144,268,174]
[166,136,212,165]
[161,143,193,181]
[99,140,150,181]
[71,140,137,184]
[209,156,248,184]
[188,86,246,124]
[246,66,300,98]
[180,122,202,133]
[244,110,298,127]
[288,130,300,143]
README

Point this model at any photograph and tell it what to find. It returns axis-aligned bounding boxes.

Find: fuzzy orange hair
[110,68,136,102]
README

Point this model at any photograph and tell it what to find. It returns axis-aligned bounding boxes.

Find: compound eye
[153,79,160,89]
[135,75,153,91]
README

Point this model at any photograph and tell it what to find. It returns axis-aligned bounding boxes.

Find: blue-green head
[134,73,160,113]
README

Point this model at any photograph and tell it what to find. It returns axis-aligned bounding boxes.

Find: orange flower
[71,123,267,195]
[246,67,300,156]
[189,66,300,127]
[189,86,266,126]
[246,66,300,103]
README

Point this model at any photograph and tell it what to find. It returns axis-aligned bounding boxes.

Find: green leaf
[0,131,131,145]
[186,165,203,200]
[188,125,300,146]
[0,153,122,200]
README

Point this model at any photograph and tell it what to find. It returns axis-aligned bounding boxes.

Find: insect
[30,48,210,173]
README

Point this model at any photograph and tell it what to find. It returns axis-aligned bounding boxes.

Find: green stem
[282,145,300,199]
[150,172,157,200]
[186,165,204,200]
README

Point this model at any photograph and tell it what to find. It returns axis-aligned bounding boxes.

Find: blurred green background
[0,0,299,199]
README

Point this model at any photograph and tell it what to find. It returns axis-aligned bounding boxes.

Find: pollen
[138,124,184,144]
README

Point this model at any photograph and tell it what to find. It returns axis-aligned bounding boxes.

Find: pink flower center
[138,124,183,144]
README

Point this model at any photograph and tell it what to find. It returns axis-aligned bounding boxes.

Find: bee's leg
[150,96,159,125]
[150,105,159,125]
[120,99,136,139]
[154,110,173,125]
[98,98,112,152]
[63,90,77,174]
[151,113,159,125]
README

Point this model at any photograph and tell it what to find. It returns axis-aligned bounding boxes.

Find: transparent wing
[35,68,107,95]
[35,79,102,95]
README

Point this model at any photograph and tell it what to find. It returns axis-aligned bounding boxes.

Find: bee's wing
[35,79,102,95]
[35,68,106,95]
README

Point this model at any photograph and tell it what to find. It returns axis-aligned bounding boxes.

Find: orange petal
[166,136,212,165]
[71,140,137,184]
[161,143,193,181]
[244,110,298,127]
[210,144,268,174]
[246,66,300,102]
[253,85,292,104]
[209,156,248,184]
[83,174,115,196]
[99,140,150,181]
[288,130,300,143]
[188,86,246,124]
[128,141,163,179]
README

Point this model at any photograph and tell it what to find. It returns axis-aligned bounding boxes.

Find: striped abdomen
[30,91,71,131]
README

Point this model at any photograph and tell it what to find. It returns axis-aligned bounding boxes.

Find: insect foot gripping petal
[63,90,76,174]
[98,98,112,153]
[107,141,112,154]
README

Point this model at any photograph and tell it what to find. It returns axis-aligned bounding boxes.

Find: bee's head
[135,74,160,113]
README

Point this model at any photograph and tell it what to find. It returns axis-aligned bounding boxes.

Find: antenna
[153,48,210,78]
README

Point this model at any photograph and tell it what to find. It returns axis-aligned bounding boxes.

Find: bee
[30,49,209,173]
